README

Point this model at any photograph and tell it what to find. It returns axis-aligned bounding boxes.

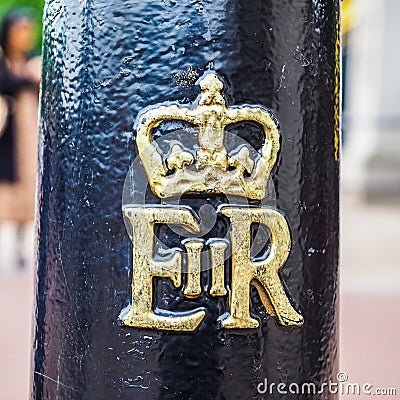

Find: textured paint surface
[32,1,340,399]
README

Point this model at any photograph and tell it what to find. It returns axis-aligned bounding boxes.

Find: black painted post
[32,1,340,399]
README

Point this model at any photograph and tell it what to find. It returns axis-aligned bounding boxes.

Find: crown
[135,72,280,200]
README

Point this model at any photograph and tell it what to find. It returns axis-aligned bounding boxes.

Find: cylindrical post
[32,1,340,399]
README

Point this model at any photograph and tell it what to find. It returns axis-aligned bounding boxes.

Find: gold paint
[208,239,228,297]
[135,72,280,200]
[334,11,341,162]
[120,205,301,331]
[183,239,204,297]
[120,206,206,331]
[219,206,303,328]
[167,144,195,172]
[121,72,302,332]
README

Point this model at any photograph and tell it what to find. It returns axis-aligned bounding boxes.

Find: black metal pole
[32,1,340,399]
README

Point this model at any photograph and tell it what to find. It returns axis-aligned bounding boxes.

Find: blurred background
[0,0,399,398]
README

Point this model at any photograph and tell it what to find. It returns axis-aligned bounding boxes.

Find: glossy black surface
[32,1,340,399]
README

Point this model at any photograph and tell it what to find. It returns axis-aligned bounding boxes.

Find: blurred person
[0,9,41,273]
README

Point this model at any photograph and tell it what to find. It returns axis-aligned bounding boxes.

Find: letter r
[219,206,303,328]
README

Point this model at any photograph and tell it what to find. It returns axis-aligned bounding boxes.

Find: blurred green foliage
[0,0,44,55]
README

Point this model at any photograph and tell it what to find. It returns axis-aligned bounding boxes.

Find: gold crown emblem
[135,72,280,199]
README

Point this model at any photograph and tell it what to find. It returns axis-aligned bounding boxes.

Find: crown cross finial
[135,72,280,200]
[198,73,225,106]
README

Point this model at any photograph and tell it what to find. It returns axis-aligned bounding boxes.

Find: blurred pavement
[0,272,34,400]
[339,196,400,399]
